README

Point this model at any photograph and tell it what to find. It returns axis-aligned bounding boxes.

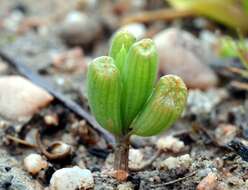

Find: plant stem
[121,9,194,25]
[114,136,130,181]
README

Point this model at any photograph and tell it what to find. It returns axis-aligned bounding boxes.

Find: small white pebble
[129,149,143,169]
[160,156,179,170]
[24,154,48,175]
[178,154,192,168]
[245,179,248,186]
[49,166,94,190]
[159,154,192,170]
[117,182,134,190]
[121,23,146,39]
[156,136,185,153]
[44,114,58,126]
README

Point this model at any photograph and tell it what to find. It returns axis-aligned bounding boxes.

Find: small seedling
[87,30,187,181]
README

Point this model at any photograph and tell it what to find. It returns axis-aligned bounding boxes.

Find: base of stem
[114,136,130,181]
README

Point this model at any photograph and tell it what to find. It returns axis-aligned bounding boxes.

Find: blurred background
[1,0,248,94]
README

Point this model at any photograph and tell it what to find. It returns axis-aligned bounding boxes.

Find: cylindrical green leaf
[87,56,122,135]
[109,30,136,72]
[130,75,187,137]
[121,39,158,130]
[115,46,128,73]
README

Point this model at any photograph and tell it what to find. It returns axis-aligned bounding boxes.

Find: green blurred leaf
[243,0,248,14]
[167,0,248,32]
[218,34,248,77]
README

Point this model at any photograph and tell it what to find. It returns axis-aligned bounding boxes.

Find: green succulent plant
[87,30,187,181]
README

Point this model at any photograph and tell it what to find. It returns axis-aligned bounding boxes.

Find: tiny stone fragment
[187,89,227,115]
[0,150,43,190]
[128,149,143,170]
[156,136,185,153]
[159,154,192,170]
[24,154,48,175]
[196,172,218,190]
[44,114,59,126]
[215,124,237,146]
[117,182,134,190]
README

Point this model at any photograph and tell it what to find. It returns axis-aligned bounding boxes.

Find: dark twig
[230,80,248,91]
[6,135,37,148]
[150,171,197,187]
[122,9,194,25]
[0,50,115,145]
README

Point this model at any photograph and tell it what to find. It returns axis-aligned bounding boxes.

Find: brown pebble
[215,124,237,146]
[153,176,161,183]
[52,47,87,73]
[0,76,53,122]
[196,172,218,190]
[58,11,101,46]
[113,169,128,182]
[154,28,218,90]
